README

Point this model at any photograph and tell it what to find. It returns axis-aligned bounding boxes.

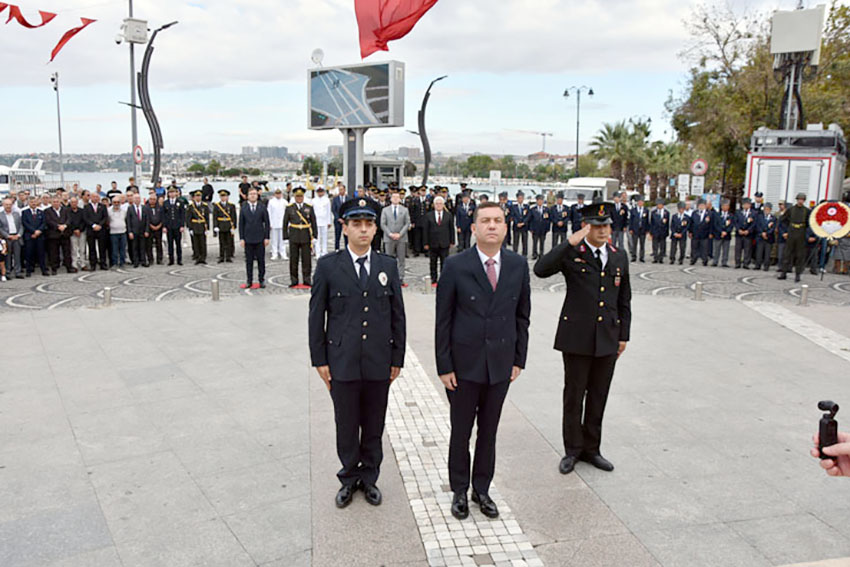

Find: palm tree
[590,121,629,183]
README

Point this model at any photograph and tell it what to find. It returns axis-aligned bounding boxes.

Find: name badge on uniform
[615,276,621,287]
[378,272,388,286]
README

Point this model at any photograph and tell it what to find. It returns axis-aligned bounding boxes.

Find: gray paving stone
[259,548,312,566]
[44,546,122,567]
[222,494,312,565]
[68,404,167,465]
[194,460,309,516]
[0,502,113,567]
[730,514,850,566]
[636,523,771,567]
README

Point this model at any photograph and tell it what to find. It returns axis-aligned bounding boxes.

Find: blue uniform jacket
[570,203,587,233]
[670,212,689,240]
[456,201,476,231]
[549,204,570,232]
[649,208,670,238]
[756,214,777,244]
[309,250,406,382]
[628,206,650,235]
[510,202,530,230]
[690,209,713,239]
[734,210,757,237]
[529,205,551,234]
[21,208,46,237]
[612,203,629,231]
[713,211,734,240]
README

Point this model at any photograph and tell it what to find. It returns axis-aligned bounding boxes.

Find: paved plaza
[1,242,850,567]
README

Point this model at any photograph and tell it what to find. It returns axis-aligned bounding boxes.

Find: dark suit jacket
[21,208,46,238]
[238,202,270,244]
[649,208,670,238]
[44,206,70,239]
[612,203,629,231]
[162,199,186,230]
[309,250,406,382]
[690,209,713,238]
[82,202,109,235]
[126,204,149,235]
[144,203,164,229]
[435,247,531,384]
[628,207,650,234]
[534,240,632,357]
[423,210,455,249]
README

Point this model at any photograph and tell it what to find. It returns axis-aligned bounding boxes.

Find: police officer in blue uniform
[534,202,632,475]
[309,198,406,509]
[550,192,570,249]
[669,202,689,265]
[510,191,530,256]
[529,194,550,260]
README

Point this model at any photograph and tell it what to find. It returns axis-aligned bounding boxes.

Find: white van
[562,177,621,207]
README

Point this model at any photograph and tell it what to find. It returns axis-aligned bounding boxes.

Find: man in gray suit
[0,197,24,278]
[381,191,410,287]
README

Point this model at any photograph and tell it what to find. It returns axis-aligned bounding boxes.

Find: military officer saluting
[213,189,237,263]
[309,197,406,509]
[186,189,210,264]
[283,187,318,288]
[534,202,632,475]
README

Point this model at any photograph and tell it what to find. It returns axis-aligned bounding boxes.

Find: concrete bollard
[693,281,704,302]
[103,287,112,307]
[211,279,220,302]
[800,284,809,307]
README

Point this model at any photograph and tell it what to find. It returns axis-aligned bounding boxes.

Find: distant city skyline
[0,0,816,156]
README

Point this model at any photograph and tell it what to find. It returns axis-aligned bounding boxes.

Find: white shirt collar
[477,246,501,267]
[348,246,370,272]
[583,238,609,268]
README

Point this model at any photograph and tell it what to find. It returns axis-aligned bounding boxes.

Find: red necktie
[437,212,442,225]
[485,259,497,291]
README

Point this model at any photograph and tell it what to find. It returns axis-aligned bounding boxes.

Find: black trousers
[458,229,472,251]
[334,221,347,251]
[289,241,312,285]
[755,239,773,270]
[651,236,667,262]
[512,228,528,256]
[781,235,806,275]
[244,241,265,284]
[531,232,546,258]
[166,228,182,263]
[146,229,163,264]
[330,380,391,487]
[429,246,449,282]
[128,233,145,266]
[551,231,566,249]
[24,237,47,274]
[629,232,646,261]
[411,225,425,254]
[46,237,71,271]
[562,352,618,456]
[218,231,234,261]
[734,236,754,267]
[447,379,510,495]
[87,232,108,269]
[191,232,206,262]
[691,237,709,264]
[670,237,687,263]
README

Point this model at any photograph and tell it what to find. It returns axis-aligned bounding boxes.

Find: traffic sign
[691,176,705,194]
[690,158,708,176]
[133,146,144,164]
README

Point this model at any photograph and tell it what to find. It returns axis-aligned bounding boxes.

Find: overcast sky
[0,0,824,156]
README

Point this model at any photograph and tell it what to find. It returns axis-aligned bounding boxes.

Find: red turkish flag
[355,0,439,58]
[50,17,96,62]
[4,4,56,28]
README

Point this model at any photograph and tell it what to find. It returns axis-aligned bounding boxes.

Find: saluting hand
[568,224,591,247]
[439,372,458,391]
[316,365,332,391]
[390,367,401,383]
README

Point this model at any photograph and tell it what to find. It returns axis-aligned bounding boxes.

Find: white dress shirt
[584,239,608,270]
[348,246,371,275]
[477,247,501,279]
[4,211,16,234]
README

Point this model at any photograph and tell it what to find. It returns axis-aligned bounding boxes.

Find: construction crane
[507,130,554,153]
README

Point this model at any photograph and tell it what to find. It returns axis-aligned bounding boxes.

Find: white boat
[0,158,74,196]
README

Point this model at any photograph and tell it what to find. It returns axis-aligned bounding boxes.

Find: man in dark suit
[734,198,757,269]
[648,198,670,264]
[423,196,455,286]
[409,186,429,256]
[569,193,587,233]
[455,191,475,251]
[44,195,74,274]
[163,186,186,265]
[628,195,649,262]
[535,202,632,475]
[238,186,270,289]
[126,194,149,268]
[21,196,49,277]
[143,191,165,265]
[331,184,348,251]
[309,198,406,509]
[529,194,550,260]
[436,201,531,520]
[711,199,733,267]
[550,192,570,249]
[670,201,690,265]
[690,198,713,266]
[611,192,629,251]
[83,193,109,270]
[510,191,530,256]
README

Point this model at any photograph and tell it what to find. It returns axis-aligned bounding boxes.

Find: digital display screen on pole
[308,61,404,130]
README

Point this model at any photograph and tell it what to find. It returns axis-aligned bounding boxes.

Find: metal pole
[103,287,112,307]
[799,284,809,306]
[693,281,704,301]
[784,61,796,131]
[129,0,139,184]
[211,279,220,301]
[52,73,65,190]
[575,90,581,177]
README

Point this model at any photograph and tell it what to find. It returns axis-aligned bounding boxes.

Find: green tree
[465,155,495,178]
[187,163,205,175]
[327,156,343,176]
[302,156,322,177]
[206,160,221,176]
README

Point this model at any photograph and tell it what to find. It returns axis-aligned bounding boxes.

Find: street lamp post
[50,72,65,189]
[563,86,593,177]
[129,0,139,184]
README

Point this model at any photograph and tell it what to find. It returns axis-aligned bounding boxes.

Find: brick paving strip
[385,345,544,567]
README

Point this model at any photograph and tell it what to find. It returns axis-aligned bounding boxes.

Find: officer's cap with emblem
[556,191,565,199]
[755,192,764,198]
[317,186,325,193]
[339,197,382,221]
[697,198,706,205]
[741,197,751,204]
[721,198,730,206]
[190,189,202,197]
[218,189,230,196]
[293,187,306,196]
[578,202,615,226]
[677,201,686,210]
[796,192,807,200]
[576,193,586,200]
[535,194,544,201]
[399,187,407,195]
[460,182,468,187]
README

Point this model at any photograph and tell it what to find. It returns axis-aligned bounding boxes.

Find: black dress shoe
[795,274,801,282]
[471,490,499,518]
[363,484,382,506]
[177,261,183,266]
[217,259,224,264]
[259,282,266,289]
[451,492,469,520]
[777,272,787,280]
[559,455,578,474]
[15,274,24,279]
[226,258,233,263]
[580,452,614,472]
[168,260,174,266]
[335,483,358,509]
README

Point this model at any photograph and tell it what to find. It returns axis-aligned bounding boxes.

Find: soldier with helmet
[778,193,811,282]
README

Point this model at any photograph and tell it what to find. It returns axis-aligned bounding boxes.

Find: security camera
[115,34,124,45]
